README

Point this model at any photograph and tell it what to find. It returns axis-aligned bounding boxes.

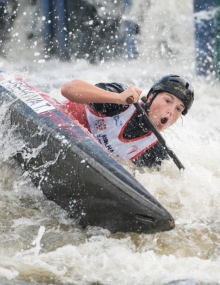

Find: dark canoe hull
[0,71,175,233]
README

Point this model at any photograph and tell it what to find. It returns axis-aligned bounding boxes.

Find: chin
[157,125,166,132]
[155,126,163,132]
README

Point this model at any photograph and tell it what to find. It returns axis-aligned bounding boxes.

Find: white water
[0,1,220,285]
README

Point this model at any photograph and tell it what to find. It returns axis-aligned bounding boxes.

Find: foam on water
[0,0,220,285]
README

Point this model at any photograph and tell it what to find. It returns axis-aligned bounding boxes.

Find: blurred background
[0,1,220,285]
[0,0,219,78]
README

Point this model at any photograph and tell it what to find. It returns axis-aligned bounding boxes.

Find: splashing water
[0,1,220,285]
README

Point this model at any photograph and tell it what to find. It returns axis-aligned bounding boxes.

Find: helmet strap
[142,91,159,114]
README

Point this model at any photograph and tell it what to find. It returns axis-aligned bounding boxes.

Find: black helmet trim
[146,75,194,115]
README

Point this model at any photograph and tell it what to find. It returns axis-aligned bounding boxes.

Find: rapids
[0,1,219,285]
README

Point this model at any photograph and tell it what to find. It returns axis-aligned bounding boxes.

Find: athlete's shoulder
[95,82,128,93]
[89,82,129,116]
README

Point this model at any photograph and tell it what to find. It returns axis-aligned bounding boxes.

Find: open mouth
[161,117,168,125]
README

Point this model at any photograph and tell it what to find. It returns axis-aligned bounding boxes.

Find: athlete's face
[148,92,185,131]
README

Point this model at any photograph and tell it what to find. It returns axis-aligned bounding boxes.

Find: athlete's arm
[61,80,142,105]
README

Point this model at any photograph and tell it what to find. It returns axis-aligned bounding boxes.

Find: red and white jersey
[85,102,158,161]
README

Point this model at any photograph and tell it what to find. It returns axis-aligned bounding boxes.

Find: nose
[167,105,176,117]
[167,109,172,116]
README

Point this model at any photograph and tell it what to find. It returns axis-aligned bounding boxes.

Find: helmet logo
[174,86,189,100]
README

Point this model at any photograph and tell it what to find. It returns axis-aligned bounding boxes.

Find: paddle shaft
[127,97,185,170]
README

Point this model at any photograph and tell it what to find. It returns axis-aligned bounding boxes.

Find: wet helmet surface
[147,74,194,115]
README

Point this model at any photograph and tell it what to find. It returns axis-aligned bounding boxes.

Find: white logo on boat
[0,77,55,114]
